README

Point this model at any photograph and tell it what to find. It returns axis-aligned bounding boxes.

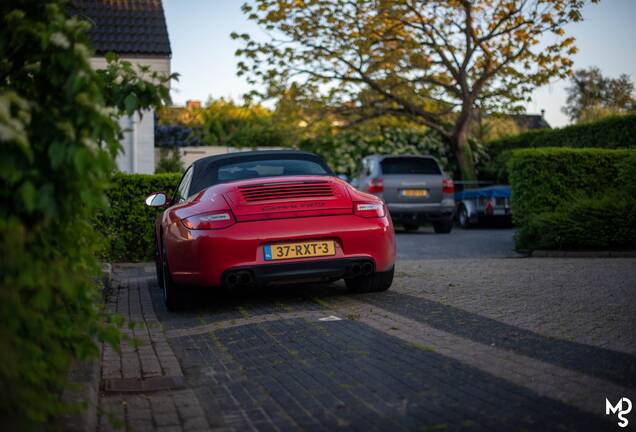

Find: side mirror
[336,173,350,183]
[145,192,167,207]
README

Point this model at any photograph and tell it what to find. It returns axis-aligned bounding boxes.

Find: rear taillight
[442,178,455,194]
[354,202,386,218]
[367,178,384,193]
[181,211,235,230]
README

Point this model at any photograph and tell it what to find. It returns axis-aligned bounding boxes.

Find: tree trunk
[451,131,476,181]
[451,106,477,181]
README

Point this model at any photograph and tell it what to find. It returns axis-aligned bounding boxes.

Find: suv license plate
[401,189,428,197]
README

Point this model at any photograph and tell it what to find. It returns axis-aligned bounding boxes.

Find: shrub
[516,195,636,251]
[481,114,636,182]
[508,148,636,250]
[0,1,172,427]
[300,128,487,178]
[100,173,181,262]
[0,2,120,426]
[155,122,203,148]
[156,147,184,174]
[489,114,636,153]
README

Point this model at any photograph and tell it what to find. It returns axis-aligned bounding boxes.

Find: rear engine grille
[238,181,334,202]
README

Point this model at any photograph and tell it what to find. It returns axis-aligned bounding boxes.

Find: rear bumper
[387,202,455,224]
[223,258,374,287]
[165,214,395,286]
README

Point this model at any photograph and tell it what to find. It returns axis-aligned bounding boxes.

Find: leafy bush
[300,128,487,178]
[617,152,636,197]
[155,147,184,174]
[155,121,202,148]
[489,114,636,152]
[157,98,296,148]
[0,2,119,426]
[100,173,181,262]
[0,1,172,427]
[481,114,636,182]
[508,148,636,250]
[516,195,636,250]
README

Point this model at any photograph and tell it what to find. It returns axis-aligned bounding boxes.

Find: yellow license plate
[264,240,335,261]
[401,189,428,197]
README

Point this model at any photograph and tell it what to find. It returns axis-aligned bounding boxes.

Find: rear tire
[458,205,471,229]
[162,247,188,311]
[346,266,394,293]
[402,223,419,232]
[433,219,453,234]
[155,236,164,291]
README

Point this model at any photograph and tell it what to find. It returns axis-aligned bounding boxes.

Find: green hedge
[481,114,636,182]
[100,173,181,262]
[509,148,636,250]
[490,114,636,152]
[516,195,636,250]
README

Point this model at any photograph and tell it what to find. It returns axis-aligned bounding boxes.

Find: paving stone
[104,258,636,431]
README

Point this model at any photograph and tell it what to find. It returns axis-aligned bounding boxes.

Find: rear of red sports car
[147,151,395,310]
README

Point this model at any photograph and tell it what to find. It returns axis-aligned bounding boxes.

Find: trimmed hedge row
[489,114,636,153]
[515,195,636,250]
[509,148,636,250]
[481,114,636,182]
[99,173,181,262]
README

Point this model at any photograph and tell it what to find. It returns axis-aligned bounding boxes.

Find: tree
[156,147,185,173]
[235,0,593,179]
[158,97,298,148]
[562,67,635,122]
[0,0,173,426]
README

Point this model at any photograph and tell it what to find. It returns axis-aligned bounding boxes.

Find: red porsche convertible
[145,150,395,310]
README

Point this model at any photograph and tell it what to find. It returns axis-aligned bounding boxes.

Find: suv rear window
[380,157,441,175]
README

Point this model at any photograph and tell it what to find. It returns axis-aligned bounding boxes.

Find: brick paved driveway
[98,239,636,431]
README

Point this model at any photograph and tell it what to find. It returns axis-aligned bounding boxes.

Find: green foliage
[157,98,296,148]
[508,148,636,250]
[155,147,184,174]
[562,67,635,123]
[0,0,173,427]
[489,114,636,152]
[617,152,636,197]
[482,114,636,181]
[99,173,181,262]
[236,0,591,179]
[300,128,486,178]
[516,195,636,251]
[98,52,177,117]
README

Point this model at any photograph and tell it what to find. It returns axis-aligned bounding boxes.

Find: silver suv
[351,155,455,233]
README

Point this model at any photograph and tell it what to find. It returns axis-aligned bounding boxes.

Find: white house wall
[90,56,171,174]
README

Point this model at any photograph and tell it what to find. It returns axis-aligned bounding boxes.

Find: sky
[163,0,636,128]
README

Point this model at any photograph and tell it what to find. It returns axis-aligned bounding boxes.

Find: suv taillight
[368,178,384,193]
[442,178,455,194]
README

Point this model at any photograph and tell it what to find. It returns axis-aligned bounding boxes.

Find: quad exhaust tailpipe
[346,261,374,278]
[361,262,373,276]
[224,270,254,288]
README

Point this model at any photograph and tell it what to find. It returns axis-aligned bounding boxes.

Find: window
[175,166,193,202]
[355,159,370,178]
[217,159,328,182]
[380,157,441,175]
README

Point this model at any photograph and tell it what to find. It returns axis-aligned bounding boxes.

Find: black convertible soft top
[188,150,334,195]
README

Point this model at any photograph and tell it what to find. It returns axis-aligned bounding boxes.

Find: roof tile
[72,0,171,56]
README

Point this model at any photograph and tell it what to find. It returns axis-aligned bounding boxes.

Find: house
[72,0,172,173]
[509,110,552,130]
